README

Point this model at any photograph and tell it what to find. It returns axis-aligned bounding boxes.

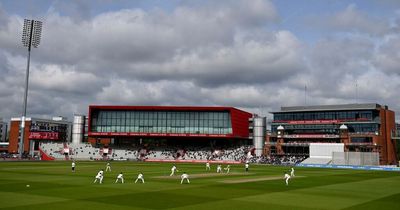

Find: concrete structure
[8,117,72,155]
[269,103,397,165]
[72,115,86,144]
[252,116,266,156]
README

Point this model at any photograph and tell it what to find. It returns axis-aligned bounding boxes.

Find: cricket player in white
[93,170,104,184]
[290,167,295,177]
[115,172,124,183]
[216,165,222,173]
[284,172,291,186]
[181,172,190,184]
[224,165,230,173]
[135,172,145,183]
[170,165,178,176]
[106,162,111,172]
[245,163,249,172]
[71,161,76,172]
[206,162,210,171]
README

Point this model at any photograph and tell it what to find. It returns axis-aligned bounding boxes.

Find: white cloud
[308,4,394,37]
[330,4,391,36]
[373,36,400,75]
[0,1,400,122]
[30,64,101,93]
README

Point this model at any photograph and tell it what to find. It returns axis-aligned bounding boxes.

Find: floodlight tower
[19,19,42,157]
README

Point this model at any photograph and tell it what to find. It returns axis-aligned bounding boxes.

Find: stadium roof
[270,103,387,113]
[89,105,252,114]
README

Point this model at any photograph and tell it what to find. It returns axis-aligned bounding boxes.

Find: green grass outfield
[0,161,399,210]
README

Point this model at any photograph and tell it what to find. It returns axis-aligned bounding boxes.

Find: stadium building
[8,117,72,155]
[0,119,8,152]
[0,119,7,142]
[268,103,398,165]
[84,106,265,157]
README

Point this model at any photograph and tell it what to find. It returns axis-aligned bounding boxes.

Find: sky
[0,0,400,122]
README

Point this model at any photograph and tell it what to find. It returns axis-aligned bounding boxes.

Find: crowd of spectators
[30,142,309,166]
[248,155,307,165]
[0,152,40,160]
[135,145,251,162]
[106,144,307,166]
[211,146,251,162]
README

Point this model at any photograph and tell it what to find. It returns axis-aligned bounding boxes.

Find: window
[351,137,372,143]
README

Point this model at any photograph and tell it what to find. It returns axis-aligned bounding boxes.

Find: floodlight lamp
[22,19,42,49]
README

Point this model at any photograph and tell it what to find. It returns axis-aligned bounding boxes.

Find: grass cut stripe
[0,161,399,210]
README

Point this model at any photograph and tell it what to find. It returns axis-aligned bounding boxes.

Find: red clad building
[88,106,253,144]
[8,117,71,154]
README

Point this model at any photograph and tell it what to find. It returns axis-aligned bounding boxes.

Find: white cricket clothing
[284,173,291,185]
[115,173,124,183]
[180,174,190,184]
[291,168,295,177]
[106,163,111,172]
[96,170,104,177]
[135,173,145,183]
[94,172,104,184]
[206,163,210,170]
[224,165,230,173]
[217,165,222,173]
[72,162,75,167]
[170,166,177,176]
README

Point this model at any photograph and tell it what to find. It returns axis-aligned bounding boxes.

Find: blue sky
[0,0,399,121]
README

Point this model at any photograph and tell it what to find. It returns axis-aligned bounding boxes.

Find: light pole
[19,19,42,157]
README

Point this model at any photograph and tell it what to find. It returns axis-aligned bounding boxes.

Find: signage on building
[29,132,59,140]
[88,132,230,138]
[283,134,339,138]
[287,120,341,124]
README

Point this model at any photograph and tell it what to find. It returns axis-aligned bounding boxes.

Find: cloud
[122,30,304,86]
[0,1,400,122]
[310,4,393,36]
[0,1,286,120]
[298,35,400,121]
[373,36,400,75]
[30,64,103,94]
[0,4,8,29]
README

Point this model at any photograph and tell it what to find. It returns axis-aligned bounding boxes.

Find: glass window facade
[272,109,381,135]
[271,123,379,134]
[346,124,379,133]
[90,110,232,135]
[351,137,372,143]
[273,110,378,121]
